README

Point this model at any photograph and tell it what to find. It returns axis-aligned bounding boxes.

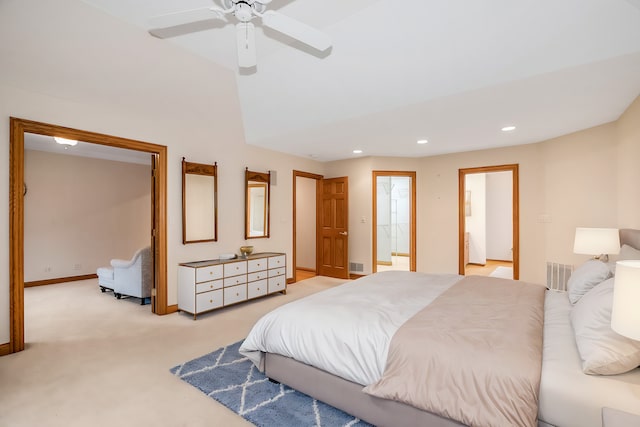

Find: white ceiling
[21,1,640,161]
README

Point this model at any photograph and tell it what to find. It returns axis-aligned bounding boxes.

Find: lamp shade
[573,228,620,256]
[611,260,640,341]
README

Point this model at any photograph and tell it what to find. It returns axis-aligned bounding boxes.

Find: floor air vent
[546,262,573,291]
[350,262,364,273]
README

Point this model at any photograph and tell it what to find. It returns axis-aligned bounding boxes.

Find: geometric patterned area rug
[170,340,372,427]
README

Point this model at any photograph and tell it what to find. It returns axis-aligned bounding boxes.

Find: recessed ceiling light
[353,149,363,154]
[417,139,429,145]
[54,137,78,146]
[501,126,516,132]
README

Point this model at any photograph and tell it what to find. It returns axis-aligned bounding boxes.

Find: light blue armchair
[98,247,152,305]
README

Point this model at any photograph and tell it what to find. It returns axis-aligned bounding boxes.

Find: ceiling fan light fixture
[233,2,253,22]
[54,137,78,146]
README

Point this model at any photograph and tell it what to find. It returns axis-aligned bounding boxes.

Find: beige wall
[324,96,640,284]
[24,149,151,282]
[616,95,640,229]
[295,177,316,269]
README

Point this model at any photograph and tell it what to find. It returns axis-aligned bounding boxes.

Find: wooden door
[318,177,349,279]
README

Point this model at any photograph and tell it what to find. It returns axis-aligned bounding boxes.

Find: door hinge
[151,288,157,297]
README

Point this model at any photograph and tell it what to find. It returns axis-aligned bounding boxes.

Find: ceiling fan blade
[261,10,331,52]
[148,7,227,38]
[236,22,257,68]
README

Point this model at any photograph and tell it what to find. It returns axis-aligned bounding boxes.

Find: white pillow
[567,259,612,304]
[570,278,640,375]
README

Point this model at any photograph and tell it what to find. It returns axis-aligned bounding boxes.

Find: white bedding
[539,290,640,427]
[240,271,461,386]
[242,272,640,427]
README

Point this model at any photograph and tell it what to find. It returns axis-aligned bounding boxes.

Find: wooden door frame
[7,117,168,355]
[372,171,417,273]
[292,170,323,283]
[458,164,519,279]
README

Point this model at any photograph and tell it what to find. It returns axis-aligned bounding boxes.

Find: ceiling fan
[148,0,332,69]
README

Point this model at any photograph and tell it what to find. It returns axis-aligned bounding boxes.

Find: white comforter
[240,271,461,386]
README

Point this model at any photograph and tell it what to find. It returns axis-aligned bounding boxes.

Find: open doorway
[292,170,349,281]
[293,170,322,282]
[372,171,416,273]
[458,164,519,280]
[8,117,168,354]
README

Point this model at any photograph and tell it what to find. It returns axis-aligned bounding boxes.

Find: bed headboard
[619,229,640,250]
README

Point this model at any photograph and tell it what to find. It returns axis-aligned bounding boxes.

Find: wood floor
[465,259,512,276]
[295,269,317,281]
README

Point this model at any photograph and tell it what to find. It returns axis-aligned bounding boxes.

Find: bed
[240,229,640,427]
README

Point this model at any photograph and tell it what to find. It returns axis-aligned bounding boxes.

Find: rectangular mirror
[183,158,217,244]
[245,168,270,239]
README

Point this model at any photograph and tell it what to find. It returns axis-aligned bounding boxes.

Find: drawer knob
[210,271,213,275]
[209,299,213,303]
[236,293,239,297]
[257,288,260,291]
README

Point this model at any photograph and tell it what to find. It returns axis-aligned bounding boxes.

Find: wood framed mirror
[245,168,270,239]
[182,158,218,244]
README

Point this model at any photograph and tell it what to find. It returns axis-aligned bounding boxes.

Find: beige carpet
[0,276,347,427]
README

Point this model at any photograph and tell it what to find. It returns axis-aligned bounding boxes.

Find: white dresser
[178,252,286,319]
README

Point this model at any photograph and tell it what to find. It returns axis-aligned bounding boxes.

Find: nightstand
[602,407,640,427]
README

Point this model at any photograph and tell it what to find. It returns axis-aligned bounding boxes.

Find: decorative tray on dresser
[178,252,286,320]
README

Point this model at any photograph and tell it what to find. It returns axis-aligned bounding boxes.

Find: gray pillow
[607,245,640,275]
[570,278,640,375]
[619,244,640,260]
[567,259,612,305]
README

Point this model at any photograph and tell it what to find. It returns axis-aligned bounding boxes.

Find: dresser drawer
[224,261,247,277]
[248,271,268,282]
[247,280,268,299]
[224,275,247,287]
[196,279,223,294]
[267,255,285,269]
[195,264,223,283]
[196,289,223,312]
[247,258,268,273]
[224,284,247,305]
[268,267,285,278]
[268,276,286,293]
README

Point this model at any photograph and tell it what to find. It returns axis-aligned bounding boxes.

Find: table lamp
[573,227,620,262]
[611,260,640,341]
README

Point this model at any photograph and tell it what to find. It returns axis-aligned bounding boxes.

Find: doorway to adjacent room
[372,171,416,273]
[458,164,519,280]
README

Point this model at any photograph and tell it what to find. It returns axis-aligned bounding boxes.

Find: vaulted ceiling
[7,0,640,161]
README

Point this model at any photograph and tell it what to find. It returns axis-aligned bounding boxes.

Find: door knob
[339,231,348,236]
